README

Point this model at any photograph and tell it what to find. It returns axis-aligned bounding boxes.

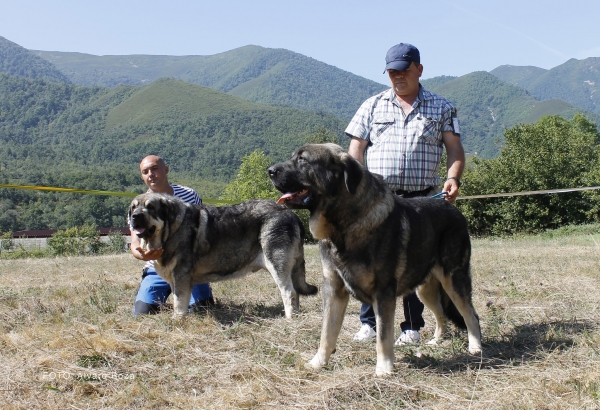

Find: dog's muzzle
[130,212,155,238]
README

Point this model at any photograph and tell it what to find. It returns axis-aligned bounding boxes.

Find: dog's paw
[305,354,327,370]
[469,346,482,355]
[375,364,395,377]
[425,338,440,346]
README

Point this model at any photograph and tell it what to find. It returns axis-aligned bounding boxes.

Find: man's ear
[164,165,169,175]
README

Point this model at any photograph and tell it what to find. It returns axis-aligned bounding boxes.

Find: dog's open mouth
[132,226,156,239]
[276,190,311,206]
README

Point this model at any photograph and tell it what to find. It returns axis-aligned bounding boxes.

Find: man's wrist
[446,177,461,188]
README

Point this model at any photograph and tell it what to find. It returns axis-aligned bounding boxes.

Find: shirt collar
[385,84,428,106]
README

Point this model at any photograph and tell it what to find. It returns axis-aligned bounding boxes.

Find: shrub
[104,230,127,254]
[222,150,316,243]
[458,114,600,235]
[0,232,14,253]
[47,224,102,256]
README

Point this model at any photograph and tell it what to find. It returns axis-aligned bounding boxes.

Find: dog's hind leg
[438,269,482,354]
[306,251,349,370]
[416,270,447,346]
[262,251,298,319]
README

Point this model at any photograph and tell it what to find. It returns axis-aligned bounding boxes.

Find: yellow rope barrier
[0,184,235,205]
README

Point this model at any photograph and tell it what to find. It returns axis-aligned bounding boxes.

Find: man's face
[139,156,168,191]
[388,62,423,99]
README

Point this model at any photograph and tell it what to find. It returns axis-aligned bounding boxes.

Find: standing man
[130,155,214,315]
[346,43,465,345]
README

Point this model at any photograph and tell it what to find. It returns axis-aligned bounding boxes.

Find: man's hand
[134,246,163,261]
[442,179,460,203]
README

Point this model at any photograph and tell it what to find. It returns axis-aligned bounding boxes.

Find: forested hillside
[422,72,600,157]
[0,36,70,83]
[0,73,347,231]
[488,65,548,89]
[490,57,600,116]
[30,42,600,158]
[31,45,388,121]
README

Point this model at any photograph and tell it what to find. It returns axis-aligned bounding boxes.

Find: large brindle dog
[128,194,317,317]
[268,143,481,375]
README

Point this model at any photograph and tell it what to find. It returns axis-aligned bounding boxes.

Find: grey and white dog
[128,193,317,317]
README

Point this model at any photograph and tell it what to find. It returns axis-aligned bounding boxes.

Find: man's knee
[133,300,161,315]
[190,296,215,313]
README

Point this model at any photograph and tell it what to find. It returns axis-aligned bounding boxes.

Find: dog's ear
[159,197,179,223]
[128,198,138,220]
[340,153,363,195]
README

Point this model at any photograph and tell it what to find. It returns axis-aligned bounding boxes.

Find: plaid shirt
[345,86,459,192]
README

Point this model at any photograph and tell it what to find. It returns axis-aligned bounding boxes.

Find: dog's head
[128,193,181,247]
[268,143,363,211]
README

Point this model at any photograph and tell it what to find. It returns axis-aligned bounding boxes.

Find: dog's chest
[154,259,176,285]
[309,211,333,239]
[328,247,374,295]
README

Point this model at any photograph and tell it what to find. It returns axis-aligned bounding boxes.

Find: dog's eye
[297,155,306,163]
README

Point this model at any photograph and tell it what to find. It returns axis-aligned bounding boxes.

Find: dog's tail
[440,286,467,330]
[290,216,318,296]
[292,256,318,295]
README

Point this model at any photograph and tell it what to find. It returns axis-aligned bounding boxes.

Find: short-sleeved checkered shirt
[345,86,459,192]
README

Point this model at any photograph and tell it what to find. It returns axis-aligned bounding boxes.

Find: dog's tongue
[276,193,294,205]
[132,228,145,235]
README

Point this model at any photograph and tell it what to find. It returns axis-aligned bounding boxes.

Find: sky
[1,0,600,85]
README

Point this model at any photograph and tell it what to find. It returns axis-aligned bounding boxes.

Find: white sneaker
[353,324,376,341]
[395,330,420,346]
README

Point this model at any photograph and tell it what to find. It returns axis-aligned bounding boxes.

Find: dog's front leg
[171,273,192,317]
[306,259,348,370]
[374,288,397,376]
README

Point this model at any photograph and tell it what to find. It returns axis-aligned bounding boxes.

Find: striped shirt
[137,184,202,270]
[345,86,459,192]
[170,184,202,206]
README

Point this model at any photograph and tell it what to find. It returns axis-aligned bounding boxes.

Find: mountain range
[491,59,600,116]
[1,34,600,170]
[30,44,388,122]
[4,35,598,158]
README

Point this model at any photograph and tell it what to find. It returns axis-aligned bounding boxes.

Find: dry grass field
[1,227,599,409]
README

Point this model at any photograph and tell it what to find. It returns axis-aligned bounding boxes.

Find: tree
[304,127,339,144]
[222,149,316,242]
[458,114,600,235]
[221,150,279,202]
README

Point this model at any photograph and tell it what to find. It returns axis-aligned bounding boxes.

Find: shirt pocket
[371,116,395,143]
[418,118,442,147]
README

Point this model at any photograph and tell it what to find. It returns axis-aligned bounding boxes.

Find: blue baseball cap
[383,43,420,73]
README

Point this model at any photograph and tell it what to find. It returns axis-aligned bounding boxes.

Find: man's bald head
[139,155,172,193]
[140,155,166,169]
